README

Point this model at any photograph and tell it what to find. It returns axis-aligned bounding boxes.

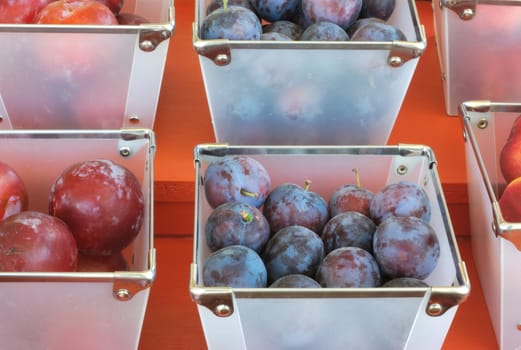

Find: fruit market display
[201,155,440,289]
[201,0,404,41]
[499,114,521,222]
[0,159,144,273]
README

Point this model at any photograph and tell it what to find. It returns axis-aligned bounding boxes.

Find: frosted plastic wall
[434,3,521,116]
[195,0,424,145]
[192,145,468,350]
[463,104,521,349]
[0,130,155,350]
[0,0,173,130]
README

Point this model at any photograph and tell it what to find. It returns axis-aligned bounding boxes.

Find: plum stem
[352,168,361,188]
[240,189,259,198]
[240,210,253,223]
[304,179,312,191]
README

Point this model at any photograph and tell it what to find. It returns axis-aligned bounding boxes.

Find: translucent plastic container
[0,0,174,130]
[0,129,156,350]
[461,101,521,349]
[190,144,469,350]
[193,0,426,145]
[433,1,521,116]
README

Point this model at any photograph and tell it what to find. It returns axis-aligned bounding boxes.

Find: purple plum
[301,0,362,30]
[261,32,293,40]
[263,181,328,234]
[382,277,429,288]
[205,201,271,253]
[346,17,384,37]
[262,225,325,283]
[373,216,440,280]
[321,211,376,254]
[206,0,258,16]
[369,181,431,225]
[315,246,381,287]
[263,20,303,40]
[202,245,267,288]
[269,273,322,288]
[300,21,349,41]
[350,21,406,41]
[204,155,271,209]
[359,0,395,21]
[250,0,300,22]
[328,183,374,218]
[201,6,262,40]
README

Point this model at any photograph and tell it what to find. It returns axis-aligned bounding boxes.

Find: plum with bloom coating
[351,21,406,41]
[369,180,431,225]
[263,180,328,234]
[263,225,325,283]
[382,277,429,287]
[300,21,349,41]
[315,246,381,287]
[204,155,271,209]
[321,211,376,254]
[203,245,267,288]
[206,0,258,16]
[373,216,440,280]
[263,20,303,40]
[359,0,395,21]
[301,0,362,30]
[250,0,300,22]
[201,6,262,40]
[205,201,270,253]
[328,183,374,218]
[269,273,321,288]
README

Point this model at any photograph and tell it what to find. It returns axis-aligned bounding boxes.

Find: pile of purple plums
[200,155,439,289]
[201,0,406,42]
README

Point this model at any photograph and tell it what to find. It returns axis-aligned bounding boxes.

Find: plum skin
[206,0,259,16]
[250,0,301,22]
[263,20,303,40]
[498,177,521,222]
[373,216,440,280]
[360,0,395,20]
[300,21,349,41]
[49,159,145,256]
[262,182,328,235]
[204,155,271,209]
[35,0,119,25]
[201,6,262,40]
[321,211,376,254]
[0,0,55,24]
[262,225,325,283]
[382,277,429,287]
[203,245,267,288]
[0,162,29,221]
[315,246,381,287]
[205,201,271,253]
[301,0,362,30]
[269,273,321,288]
[369,180,431,225]
[0,211,78,272]
[351,21,406,41]
[328,184,374,218]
